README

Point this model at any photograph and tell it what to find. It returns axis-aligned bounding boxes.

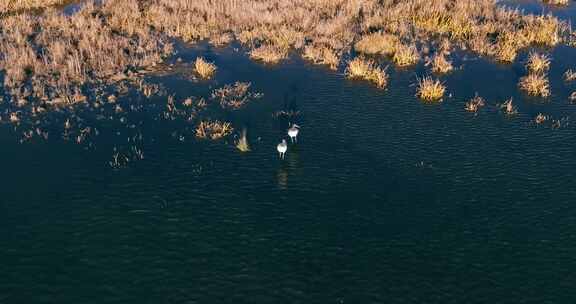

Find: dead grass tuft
[416,76,445,102]
[346,57,389,88]
[526,52,551,74]
[519,73,550,97]
[194,57,217,79]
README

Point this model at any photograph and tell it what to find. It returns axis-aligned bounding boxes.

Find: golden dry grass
[392,43,420,67]
[195,120,234,140]
[194,57,217,79]
[0,0,572,111]
[346,57,388,88]
[519,73,551,97]
[416,76,445,102]
[249,44,287,63]
[303,44,340,70]
[526,52,551,74]
[354,32,399,56]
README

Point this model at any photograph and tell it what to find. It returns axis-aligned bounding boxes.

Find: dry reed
[519,73,551,97]
[346,57,389,88]
[194,57,217,79]
[195,120,234,140]
[526,52,551,74]
[416,76,445,102]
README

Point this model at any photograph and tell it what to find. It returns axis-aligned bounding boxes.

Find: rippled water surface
[2,3,576,303]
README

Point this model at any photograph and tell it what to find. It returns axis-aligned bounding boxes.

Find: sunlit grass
[346,57,388,88]
[194,57,217,79]
[519,73,550,97]
[416,76,445,102]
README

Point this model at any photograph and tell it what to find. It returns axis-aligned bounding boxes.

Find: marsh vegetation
[0,0,575,166]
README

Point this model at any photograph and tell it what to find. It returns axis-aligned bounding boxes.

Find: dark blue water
[2,4,576,303]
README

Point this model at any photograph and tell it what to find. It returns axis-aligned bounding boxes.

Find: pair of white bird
[277,123,300,159]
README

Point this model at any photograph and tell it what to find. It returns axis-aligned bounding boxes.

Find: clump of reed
[194,57,217,79]
[303,44,340,70]
[392,43,420,67]
[564,69,576,82]
[542,0,569,6]
[211,82,263,110]
[426,53,453,74]
[195,120,233,140]
[519,73,550,97]
[346,57,389,88]
[250,45,287,64]
[465,94,486,112]
[534,113,549,124]
[501,98,518,115]
[526,52,551,74]
[569,92,576,103]
[416,76,445,102]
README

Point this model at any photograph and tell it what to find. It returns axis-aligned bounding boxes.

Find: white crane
[287,123,300,143]
[277,139,288,159]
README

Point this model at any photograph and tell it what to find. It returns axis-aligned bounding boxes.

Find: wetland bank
[2,0,576,303]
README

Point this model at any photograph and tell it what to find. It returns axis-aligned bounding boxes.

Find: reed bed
[346,57,389,88]
[416,76,445,102]
[0,0,574,134]
[0,0,65,14]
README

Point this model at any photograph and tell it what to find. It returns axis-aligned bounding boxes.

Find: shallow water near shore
[2,3,576,303]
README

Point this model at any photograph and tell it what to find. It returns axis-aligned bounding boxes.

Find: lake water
[2,2,576,303]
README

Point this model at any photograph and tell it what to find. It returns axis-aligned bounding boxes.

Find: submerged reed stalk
[346,57,388,88]
[194,57,217,79]
[416,76,445,102]
[519,73,550,97]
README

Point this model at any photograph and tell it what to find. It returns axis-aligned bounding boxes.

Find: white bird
[277,139,288,159]
[287,123,300,143]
